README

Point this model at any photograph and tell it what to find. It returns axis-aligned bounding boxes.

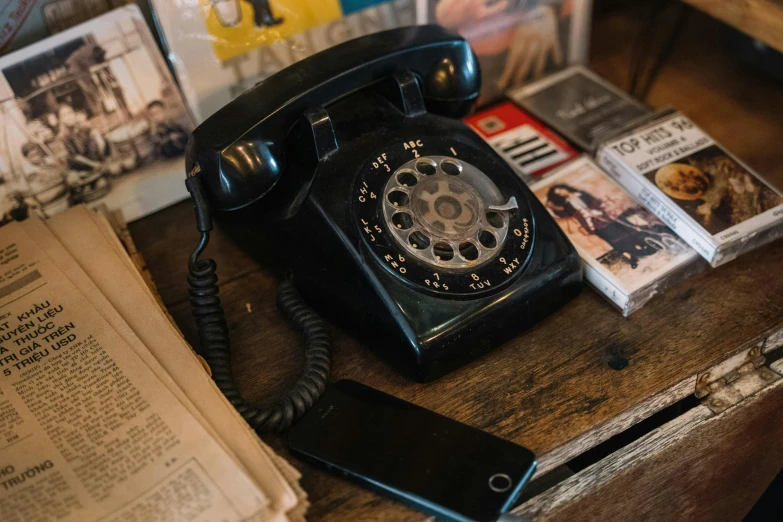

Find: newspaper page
[83,209,310,522]
[0,221,269,521]
[85,209,308,522]
[43,206,303,520]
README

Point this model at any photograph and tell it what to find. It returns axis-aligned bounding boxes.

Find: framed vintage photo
[0,0,143,55]
[0,6,193,226]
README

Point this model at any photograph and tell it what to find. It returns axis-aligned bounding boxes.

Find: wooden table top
[682,0,783,55]
[129,5,783,521]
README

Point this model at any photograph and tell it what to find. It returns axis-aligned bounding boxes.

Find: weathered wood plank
[514,371,783,521]
[165,239,783,520]
[534,375,696,478]
[682,0,783,55]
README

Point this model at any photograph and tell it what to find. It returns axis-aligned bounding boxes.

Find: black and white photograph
[0,6,192,226]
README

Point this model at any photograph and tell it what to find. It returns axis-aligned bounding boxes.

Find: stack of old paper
[0,206,306,522]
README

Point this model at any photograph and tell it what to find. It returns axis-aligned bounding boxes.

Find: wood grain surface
[681,0,783,54]
[515,373,783,521]
[129,6,783,521]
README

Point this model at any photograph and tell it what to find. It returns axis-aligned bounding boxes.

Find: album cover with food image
[597,111,783,266]
[531,156,701,315]
[645,146,782,235]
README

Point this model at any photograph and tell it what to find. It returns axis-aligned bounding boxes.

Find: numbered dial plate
[354,137,535,297]
[383,156,513,270]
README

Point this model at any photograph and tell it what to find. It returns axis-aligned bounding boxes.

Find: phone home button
[488,473,512,493]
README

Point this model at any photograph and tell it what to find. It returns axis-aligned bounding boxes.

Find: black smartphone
[287,380,536,522]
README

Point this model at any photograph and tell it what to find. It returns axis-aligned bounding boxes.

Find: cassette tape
[597,111,783,266]
[530,156,704,315]
[507,66,651,152]
[466,102,578,184]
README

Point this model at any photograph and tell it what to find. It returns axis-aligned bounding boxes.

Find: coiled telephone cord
[185,173,332,433]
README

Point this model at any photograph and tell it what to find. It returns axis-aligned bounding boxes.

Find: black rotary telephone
[185,26,582,432]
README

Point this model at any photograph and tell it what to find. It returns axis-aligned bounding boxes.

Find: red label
[466,102,578,179]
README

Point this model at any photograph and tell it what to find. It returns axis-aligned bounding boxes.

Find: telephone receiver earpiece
[187,25,480,211]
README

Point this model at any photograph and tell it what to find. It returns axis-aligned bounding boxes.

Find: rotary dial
[382,156,518,270]
[354,137,534,297]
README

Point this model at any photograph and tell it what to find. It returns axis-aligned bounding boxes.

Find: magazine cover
[0,6,193,225]
[530,156,701,314]
[508,65,650,151]
[150,0,417,121]
[597,112,783,266]
[417,0,593,104]
[465,101,578,183]
[0,1,156,56]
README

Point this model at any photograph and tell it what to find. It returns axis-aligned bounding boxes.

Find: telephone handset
[187,26,481,211]
[186,26,582,432]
